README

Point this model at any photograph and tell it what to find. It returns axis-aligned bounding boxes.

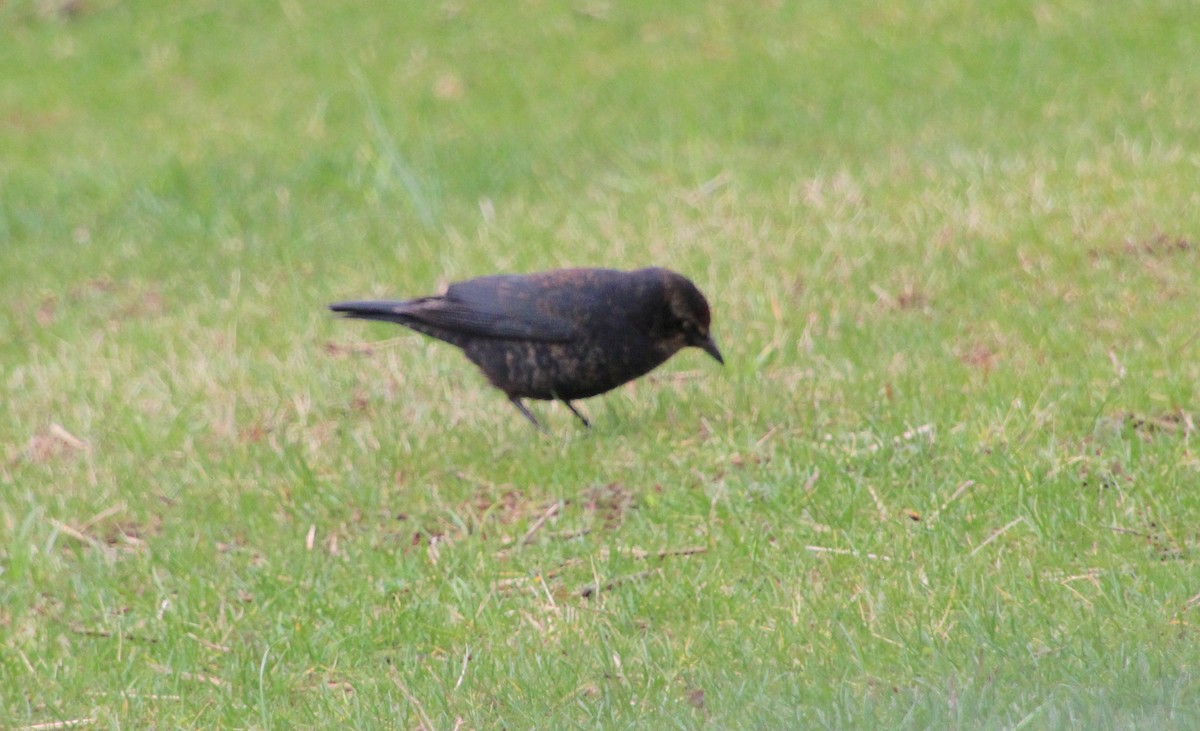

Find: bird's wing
[331,275,585,343]
[430,277,580,342]
[330,297,578,343]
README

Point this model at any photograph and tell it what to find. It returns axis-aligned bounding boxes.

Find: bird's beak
[699,334,724,365]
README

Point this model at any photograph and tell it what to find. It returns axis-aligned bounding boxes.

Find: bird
[329,267,723,429]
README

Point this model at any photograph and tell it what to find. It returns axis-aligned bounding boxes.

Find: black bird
[330,267,723,428]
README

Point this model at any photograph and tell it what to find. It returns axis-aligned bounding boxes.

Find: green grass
[3,0,1200,727]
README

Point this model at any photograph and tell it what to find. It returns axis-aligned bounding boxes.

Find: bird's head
[655,269,724,365]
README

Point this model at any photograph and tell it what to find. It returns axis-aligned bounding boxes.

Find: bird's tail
[330,297,473,347]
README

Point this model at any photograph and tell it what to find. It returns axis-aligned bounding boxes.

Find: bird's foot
[562,400,591,428]
[508,396,548,433]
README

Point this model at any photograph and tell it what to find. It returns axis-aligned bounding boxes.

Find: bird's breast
[462,334,676,401]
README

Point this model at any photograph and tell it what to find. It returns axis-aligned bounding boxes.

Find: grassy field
[3,0,1200,727]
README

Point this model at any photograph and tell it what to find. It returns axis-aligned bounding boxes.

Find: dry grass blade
[493,557,583,595]
[805,545,892,562]
[519,501,562,546]
[48,423,89,450]
[453,647,471,690]
[926,480,976,523]
[619,545,708,560]
[14,720,96,731]
[186,633,233,654]
[150,662,226,687]
[580,568,661,598]
[69,623,160,644]
[391,673,437,731]
[866,484,889,522]
[969,517,1025,557]
[49,519,114,556]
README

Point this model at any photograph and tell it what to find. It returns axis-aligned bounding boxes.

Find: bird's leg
[561,400,591,428]
[507,396,547,432]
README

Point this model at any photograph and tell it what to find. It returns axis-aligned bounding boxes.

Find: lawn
[3,0,1199,728]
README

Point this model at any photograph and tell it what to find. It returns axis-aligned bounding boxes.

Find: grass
[3,0,1200,727]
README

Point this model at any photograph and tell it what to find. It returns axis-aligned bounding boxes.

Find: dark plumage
[330,267,723,428]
